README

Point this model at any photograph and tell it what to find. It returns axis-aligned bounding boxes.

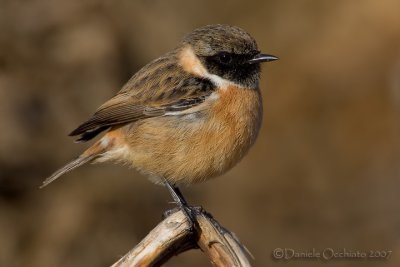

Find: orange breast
[109,85,263,184]
[198,85,263,179]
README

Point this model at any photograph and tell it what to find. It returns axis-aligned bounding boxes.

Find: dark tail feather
[74,126,109,143]
[40,155,96,188]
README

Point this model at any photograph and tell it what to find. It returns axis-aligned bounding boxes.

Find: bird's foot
[162,178,229,239]
[163,178,200,233]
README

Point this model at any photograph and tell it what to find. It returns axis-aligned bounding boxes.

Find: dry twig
[111,207,252,267]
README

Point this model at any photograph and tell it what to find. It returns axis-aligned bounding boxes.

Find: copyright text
[272,248,392,261]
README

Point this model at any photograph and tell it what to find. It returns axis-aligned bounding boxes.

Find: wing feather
[69,54,215,141]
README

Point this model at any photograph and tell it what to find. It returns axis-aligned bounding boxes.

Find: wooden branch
[111,208,252,267]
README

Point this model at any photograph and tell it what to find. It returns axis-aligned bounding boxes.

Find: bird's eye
[217,52,233,65]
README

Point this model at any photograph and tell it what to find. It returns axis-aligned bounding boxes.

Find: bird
[41,24,277,203]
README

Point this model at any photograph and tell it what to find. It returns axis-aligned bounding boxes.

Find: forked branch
[111,208,252,267]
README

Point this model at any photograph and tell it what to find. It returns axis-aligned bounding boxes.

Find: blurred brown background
[1,0,400,266]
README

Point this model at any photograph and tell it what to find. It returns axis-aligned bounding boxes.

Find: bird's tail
[40,141,106,188]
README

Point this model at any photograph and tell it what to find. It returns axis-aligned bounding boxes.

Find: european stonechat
[41,24,277,195]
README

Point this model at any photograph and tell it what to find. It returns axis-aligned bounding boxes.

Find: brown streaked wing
[69,54,215,141]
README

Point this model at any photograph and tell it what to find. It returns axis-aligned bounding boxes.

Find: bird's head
[179,24,278,88]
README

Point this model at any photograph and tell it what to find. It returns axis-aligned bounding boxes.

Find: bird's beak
[248,53,279,64]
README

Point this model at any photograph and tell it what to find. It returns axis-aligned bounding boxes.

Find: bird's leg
[163,178,198,233]
[162,178,232,240]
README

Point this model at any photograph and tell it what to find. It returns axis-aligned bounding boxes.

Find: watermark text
[272,248,392,261]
